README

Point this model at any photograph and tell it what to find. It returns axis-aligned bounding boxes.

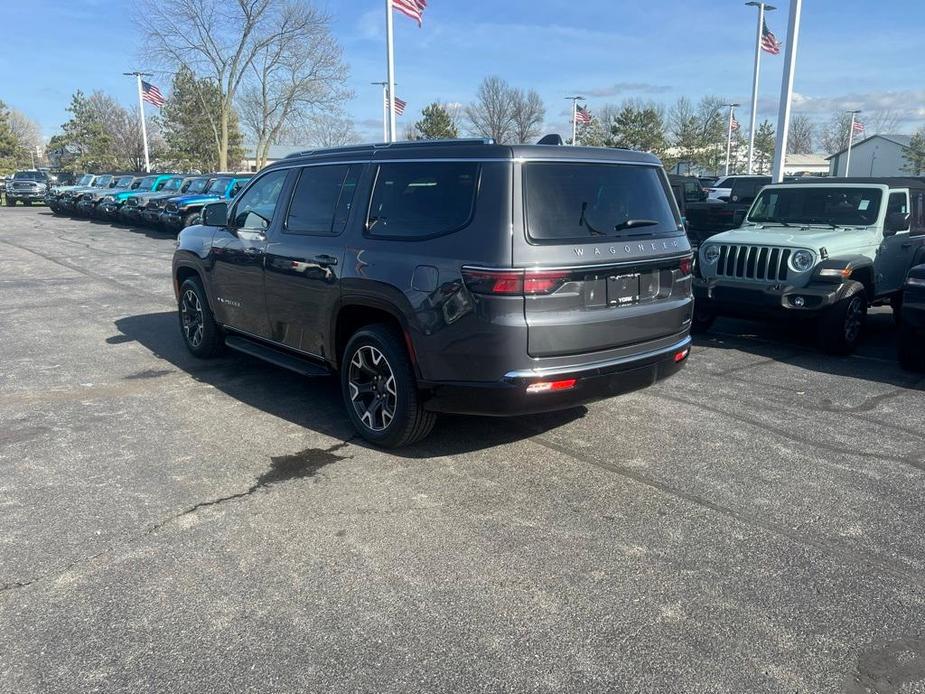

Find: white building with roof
[827,134,914,177]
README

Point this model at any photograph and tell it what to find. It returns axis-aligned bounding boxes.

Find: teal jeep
[694,178,925,354]
[98,174,176,221]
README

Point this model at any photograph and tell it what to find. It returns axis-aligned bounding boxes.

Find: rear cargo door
[513,160,692,358]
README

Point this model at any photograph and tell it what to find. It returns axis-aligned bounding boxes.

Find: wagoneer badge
[573,239,681,257]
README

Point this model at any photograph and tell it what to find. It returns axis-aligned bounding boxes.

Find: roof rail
[284,138,496,159]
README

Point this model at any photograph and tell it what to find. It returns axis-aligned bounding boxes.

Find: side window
[230,180,247,198]
[684,181,701,202]
[887,191,908,215]
[285,165,360,235]
[231,170,288,231]
[366,162,479,239]
[911,191,925,236]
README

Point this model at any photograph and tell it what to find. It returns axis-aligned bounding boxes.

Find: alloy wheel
[180,289,204,348]
[348,345,397,432]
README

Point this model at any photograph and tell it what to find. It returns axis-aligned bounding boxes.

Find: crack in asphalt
[0,440,355,596]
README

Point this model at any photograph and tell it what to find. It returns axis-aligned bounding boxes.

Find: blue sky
[2,0,923,144]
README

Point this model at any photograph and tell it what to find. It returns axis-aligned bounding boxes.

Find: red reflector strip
[524,271,569,295]
[674,348,689,363]
[678,257,692,275]
[526,378,577,394]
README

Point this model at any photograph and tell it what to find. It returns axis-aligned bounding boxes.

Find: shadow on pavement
[111,311,587,458]
[695,311,924,389]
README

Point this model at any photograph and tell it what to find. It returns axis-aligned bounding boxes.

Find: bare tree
[7,109,42,165]
[865,109,902,135]
[283,110,357,148]
[819,111,855,154]
[465,76,516,144]
[237,4,349,169]
[137,0,331,170]
[787,114,815,154]
[511,88,545,144]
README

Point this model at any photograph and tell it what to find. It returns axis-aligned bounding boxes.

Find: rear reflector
[674,348,689,363]
[679,257,692,275]
[526,378,577,394]
[462,268,569,296]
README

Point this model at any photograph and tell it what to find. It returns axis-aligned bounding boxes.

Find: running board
[225,335,331,377]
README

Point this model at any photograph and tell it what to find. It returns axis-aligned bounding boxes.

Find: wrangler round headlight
[102,195,114,203]
[790,250,814,273]
[703,245,720,263]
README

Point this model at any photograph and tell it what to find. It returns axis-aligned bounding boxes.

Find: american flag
[575,104,591,125]
[760,20,781,55]
[852,120,865,134]
[141,81,166,108]
[731,116,740,132]
[386,93,407,116]
[393,0,427,26]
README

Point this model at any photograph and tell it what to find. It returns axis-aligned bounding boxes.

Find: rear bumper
[422,336,691,416]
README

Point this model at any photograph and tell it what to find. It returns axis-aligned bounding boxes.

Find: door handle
[243,247,261,256]
[312,254,338,266]
[901,242,912,249]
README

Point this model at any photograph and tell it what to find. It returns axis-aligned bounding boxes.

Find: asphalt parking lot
[2,206,925,693]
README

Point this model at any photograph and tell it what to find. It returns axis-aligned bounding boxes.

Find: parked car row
[45,172,252,231]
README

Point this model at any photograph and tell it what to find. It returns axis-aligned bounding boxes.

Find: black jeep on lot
[899,264,925,371]
[172,139,694,447]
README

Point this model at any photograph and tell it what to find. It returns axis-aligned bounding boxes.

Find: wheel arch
[333,299,418,375]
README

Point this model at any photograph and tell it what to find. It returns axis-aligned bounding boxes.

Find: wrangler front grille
[715,244,790,282]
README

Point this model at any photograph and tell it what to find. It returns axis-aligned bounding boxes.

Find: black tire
[898,323,925,372]
[23,200,32,207]
[891,293,903,326]
[177,277,224,358]
[6,199,15,207]
[691,301,716,334]
[340,324,436,448]
[182,211,201,229]
[817,285,867,355]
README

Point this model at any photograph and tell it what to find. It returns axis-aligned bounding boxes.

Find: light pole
[771,0,802,182]
[566,96,584,146]
[371,81,391,142]
[724,103,741,176]
[123,71,153,172]
[844,109,862,177]
[745,2,775,174]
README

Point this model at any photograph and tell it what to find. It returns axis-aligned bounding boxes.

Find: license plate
[607,273,640,305]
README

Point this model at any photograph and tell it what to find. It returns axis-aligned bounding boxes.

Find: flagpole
[566,96,583,146]
[771,0,802,182]
[372,82,388,142]
[124,71,151,172]
[724,103,739,176]
[745,3,775,174]
[385,0,397,143]
[844,110,860,176]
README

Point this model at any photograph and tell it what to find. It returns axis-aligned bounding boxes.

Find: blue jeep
[160,175,251,230]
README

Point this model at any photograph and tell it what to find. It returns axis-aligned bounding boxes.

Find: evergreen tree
[159,67,244,171]
[414,103,458,140]
[46,91,120,173]
[610,101,667,156]
[904,130,925,176]
[0,102,18,174]
[753,120,776,175]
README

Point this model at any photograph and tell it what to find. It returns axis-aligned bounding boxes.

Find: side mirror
[885,212,910,235]
[202,201,228,227]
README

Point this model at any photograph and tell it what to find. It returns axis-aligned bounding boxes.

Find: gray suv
[172,139,694,447]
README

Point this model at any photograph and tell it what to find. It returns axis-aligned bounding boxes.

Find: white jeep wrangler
[694,178,925,354]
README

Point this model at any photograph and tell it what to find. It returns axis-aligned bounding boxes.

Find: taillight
[462,268,568,296]
[679,257,692,276]
[526,378,577,394]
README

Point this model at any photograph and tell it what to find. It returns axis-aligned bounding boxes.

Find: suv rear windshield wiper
[612,219,659,232]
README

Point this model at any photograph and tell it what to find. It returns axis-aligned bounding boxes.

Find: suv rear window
[523,163,678,242]
[367,162,479,239]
